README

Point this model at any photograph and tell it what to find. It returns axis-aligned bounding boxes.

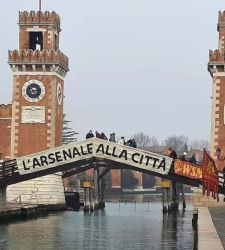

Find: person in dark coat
[189,153,197,164]
[131,139,137,148]
[109,133,116,142]
[86,130,94,139]
[100,132,108,140]
[95,131,101,138]
[167,147,177,159]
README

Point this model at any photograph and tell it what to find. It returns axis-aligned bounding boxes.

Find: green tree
[62,114,78,144]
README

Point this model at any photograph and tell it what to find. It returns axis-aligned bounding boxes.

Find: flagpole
[39,0,42,12]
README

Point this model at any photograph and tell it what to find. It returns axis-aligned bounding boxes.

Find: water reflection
[0,226,8,249]
[0,201,194,250]
[161,210,194,250]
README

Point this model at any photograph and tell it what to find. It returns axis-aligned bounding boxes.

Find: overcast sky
[0,0,224,142]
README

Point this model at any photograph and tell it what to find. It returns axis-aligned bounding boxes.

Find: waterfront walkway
[198,207,224,250]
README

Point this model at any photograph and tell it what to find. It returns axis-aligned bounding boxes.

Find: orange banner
[174,159,202,180]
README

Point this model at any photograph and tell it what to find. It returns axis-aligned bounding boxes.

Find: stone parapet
[209,50,225,63]
[7,174,65,205]
[193,187,225,208]
[8,49,69,71]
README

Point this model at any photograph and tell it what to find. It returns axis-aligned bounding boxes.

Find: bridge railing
[0,159,18,180]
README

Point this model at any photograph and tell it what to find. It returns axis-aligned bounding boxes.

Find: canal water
[0,200,194,250]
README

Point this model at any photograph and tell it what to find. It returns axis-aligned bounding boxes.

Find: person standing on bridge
[167,147,177,160]
[131,139,137,148]
[118,136,125,145]
[86,130,94,139]
[109,133,116,142]
[180,152,188,161]
[95,131,101,138]
[189,153,197,164]
[100,132,108,140]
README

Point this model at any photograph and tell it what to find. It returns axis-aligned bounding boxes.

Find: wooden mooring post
[0,186,7,209]
[161,180,183,212]
[83,181,94,212]
[98,178,106,208]
[161,179,171,212]
[93,168,100,209]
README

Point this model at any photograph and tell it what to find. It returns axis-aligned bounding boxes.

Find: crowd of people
[167,147,197,164]
[85,131,137,148]
[86,131,197,161]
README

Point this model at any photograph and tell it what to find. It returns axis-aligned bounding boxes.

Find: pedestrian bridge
[0,138,224,194]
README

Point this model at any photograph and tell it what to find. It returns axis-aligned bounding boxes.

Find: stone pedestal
[7,174,65,205]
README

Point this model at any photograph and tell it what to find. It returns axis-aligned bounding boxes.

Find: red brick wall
[133,171,143,188]
[214,77,225,170]
[111,169,121,188]
[11,75,64,157]
[0,105,12,160]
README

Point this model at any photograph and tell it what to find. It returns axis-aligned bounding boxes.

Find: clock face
[57,83,63,105]
[22,80,45,102]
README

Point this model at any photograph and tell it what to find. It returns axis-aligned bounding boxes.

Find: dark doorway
[29,32,43,51]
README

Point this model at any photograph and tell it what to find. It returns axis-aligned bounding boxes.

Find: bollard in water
[192,208,198,250]
[0,187,7,209]
[89,188,94,212]
[192,208,198,228]
[83,182,92,213]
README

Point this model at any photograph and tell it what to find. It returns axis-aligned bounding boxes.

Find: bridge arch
[0,138,223,195]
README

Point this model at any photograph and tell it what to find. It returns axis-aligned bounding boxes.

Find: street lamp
[0,151,2,163]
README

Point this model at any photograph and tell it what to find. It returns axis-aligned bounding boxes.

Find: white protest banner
[16,138,173,175]
[16,139,94,175]
[93,139,173,175]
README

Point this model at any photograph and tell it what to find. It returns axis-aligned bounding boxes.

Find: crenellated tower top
[19,11,60,31]
[216,11,225,53]
[208,11,225,76]
[9,10,69,76]
[218,11,225,29]
[17,10,62,51]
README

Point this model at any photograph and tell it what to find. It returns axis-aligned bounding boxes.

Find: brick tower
[7,10,69,205]
[208,11,225,170]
